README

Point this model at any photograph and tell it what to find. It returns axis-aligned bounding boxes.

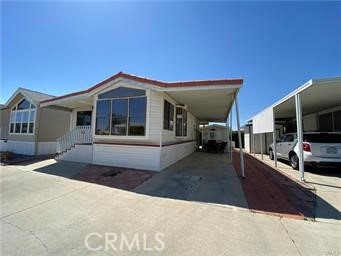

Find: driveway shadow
[276,158,340,178]
[31,160,155,191]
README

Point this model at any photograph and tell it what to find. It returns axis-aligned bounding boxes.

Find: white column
[273,111,278,167]
[253,131,256,156]
[201,124,205,151]
[235,95,245,178]
[260,133,263,160]
[230,110,233,160]
[226,117,229,155]
[295,93,305,181]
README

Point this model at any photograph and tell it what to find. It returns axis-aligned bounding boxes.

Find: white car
[269,132,341,169]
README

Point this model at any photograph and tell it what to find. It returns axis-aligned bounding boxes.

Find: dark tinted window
[17,99,30,110]
[304,133,341,143]
[163,100,174,130]
[319,113,333,131]
[22,123,28,133]
[95,100,111,135]
[29,123,34,133]
[111,99,128,135]
[129,97,146,136]
[284,134,294,142]
[15,123,21,133]
[77,111,92,126]
[183,110,187,136]
[176,108,183,136]
[98,87,145,99]
[334,110,341,131]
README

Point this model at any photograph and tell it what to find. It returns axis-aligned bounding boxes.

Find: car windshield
[303,133,341,143]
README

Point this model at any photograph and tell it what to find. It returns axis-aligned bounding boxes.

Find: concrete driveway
[135,152,248,208]
[1,158,340,255]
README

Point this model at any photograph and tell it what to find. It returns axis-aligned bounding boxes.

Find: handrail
[56,125,92,153]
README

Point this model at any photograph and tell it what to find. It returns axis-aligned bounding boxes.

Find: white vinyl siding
[93,144,160,171]
[57,144,93,163]
[7,140,35,155]
[148,90,163,142]
[160,141,197,170]
[37,141,57,155]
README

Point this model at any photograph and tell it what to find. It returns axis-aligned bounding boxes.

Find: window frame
[175,106,188,137]
[9,98,36,135]
[95,91,148,138]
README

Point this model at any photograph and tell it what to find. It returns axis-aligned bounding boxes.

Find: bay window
[9,99,36,134]
[95,87,147,136]
[175,107,187,137]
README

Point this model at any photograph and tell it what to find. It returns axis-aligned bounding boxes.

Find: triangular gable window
[98,87,145,99]
[17,99,31,110]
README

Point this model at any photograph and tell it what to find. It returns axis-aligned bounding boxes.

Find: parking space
[135,151,248,208]
[246,152,341,223]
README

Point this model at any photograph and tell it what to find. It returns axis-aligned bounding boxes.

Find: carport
[248,77,341,181]
[164,84,245,177]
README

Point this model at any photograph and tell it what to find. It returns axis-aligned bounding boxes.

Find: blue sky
[1,1,340,126]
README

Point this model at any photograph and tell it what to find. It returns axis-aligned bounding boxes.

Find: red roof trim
[41,72,243,103]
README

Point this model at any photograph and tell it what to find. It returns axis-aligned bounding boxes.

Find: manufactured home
[201,124,229,144]
[0,88,71,155]
[40,72,244,171]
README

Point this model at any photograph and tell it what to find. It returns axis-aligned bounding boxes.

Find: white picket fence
[56,125,92,153]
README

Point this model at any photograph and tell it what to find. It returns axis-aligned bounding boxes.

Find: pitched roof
[19,87,54,102]
[5,87,55,107]
[41,72,243,103]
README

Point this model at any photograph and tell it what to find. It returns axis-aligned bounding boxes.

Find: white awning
[250,77,341,134]
[166,87,238,122]
[252,107,274,134]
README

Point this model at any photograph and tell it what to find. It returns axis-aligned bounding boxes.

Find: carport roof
[248,77,341,133]
[274,78,341,118]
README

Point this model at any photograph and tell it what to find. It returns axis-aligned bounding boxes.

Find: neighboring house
[0,88,71,155]
[201,124,229,144]
[41,72,243,171]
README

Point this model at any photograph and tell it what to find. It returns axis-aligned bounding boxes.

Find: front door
[76,111,92,126]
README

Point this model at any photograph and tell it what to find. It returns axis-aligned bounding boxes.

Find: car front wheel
[269,149,274,160]
[290,153,299,170]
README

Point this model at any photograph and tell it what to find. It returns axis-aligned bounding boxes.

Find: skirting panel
[160,141,196,170]
[0,140,8,152]
[93,144,161,171]
[7,140,35,155]
[57,144,93,163]
[37,141,57,155]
